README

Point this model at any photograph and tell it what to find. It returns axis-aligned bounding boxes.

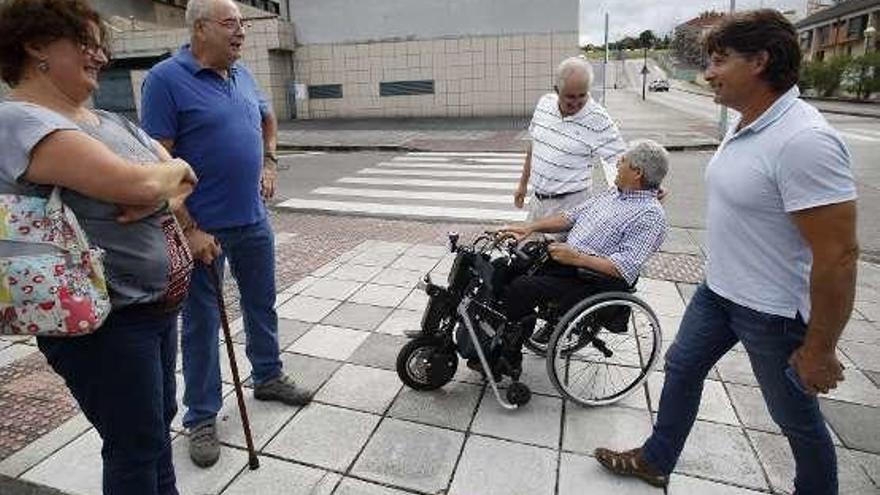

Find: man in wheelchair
[496,139,669,375]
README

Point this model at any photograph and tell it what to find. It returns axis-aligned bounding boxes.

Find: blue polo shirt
[705,86,856,321]
[140,44,270,230]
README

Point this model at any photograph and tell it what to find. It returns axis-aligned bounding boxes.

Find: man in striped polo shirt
[514,56,627,222]
[498,139,668,375]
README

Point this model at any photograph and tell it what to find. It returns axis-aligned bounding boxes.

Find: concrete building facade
[94,0,578,120]
[290,0,579,119]
[796,0,880,61]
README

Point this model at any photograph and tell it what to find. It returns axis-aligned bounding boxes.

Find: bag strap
[46,187,91,253]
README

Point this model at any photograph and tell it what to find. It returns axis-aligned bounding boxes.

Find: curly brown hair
[0,0,108,86]
[703,9,801,92]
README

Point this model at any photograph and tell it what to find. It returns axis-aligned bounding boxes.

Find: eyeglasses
[206,17,250,31]
[79,39,107,58]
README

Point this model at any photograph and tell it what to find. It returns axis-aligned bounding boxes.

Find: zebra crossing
[839,126,880,143]
[277,152,533,222]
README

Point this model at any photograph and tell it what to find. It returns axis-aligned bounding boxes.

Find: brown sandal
[594,447,669,488]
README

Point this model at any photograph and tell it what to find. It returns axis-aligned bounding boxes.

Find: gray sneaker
[254,373,312,406]
[188,419,220,468]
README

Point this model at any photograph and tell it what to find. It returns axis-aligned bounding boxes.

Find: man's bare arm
[789,200,858,394]
[514,142,532,208]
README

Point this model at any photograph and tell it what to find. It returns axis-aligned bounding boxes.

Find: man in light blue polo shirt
[595,10,858,494]
[141,0,310,469]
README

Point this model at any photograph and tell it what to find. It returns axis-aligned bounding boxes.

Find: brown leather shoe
[594,447,669,488]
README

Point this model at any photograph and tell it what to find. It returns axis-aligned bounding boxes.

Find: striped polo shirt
[528,93,626,196]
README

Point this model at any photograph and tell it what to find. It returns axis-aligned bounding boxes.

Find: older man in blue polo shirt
[140,0,310,468]
[595,11,858,493]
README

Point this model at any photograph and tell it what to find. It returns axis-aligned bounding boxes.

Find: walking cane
[207,260,260,470]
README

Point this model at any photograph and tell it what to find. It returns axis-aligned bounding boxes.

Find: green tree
[843,52,880,99]
[802,56,851,97]
[639,30,657,49]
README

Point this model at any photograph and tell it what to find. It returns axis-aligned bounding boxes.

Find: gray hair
[624,139,669,190]
[185,0,219,30]
[555,56,593,91]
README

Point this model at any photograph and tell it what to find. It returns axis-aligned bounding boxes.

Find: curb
[672,86,880,120]
[277,142,720,154]
[0,476,68,495]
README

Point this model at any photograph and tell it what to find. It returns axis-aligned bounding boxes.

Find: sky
[579,0,808,45]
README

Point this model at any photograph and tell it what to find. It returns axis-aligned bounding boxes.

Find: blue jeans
[642,283,837,495]
[38,309,178,495]
[181,218,282,428]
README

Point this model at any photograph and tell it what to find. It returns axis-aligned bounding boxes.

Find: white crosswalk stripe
[277,151,532,222]
[840,128,880,142]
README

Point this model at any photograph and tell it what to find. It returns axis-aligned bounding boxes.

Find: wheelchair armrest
[575,267,636,293]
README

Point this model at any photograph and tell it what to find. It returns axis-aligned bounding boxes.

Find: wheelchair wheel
[396,336,458,391]
[546,292,661,407]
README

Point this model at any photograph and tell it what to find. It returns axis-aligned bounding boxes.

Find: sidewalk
[277,89,721,153]
[1,211,878,495]
[672,80,880,120]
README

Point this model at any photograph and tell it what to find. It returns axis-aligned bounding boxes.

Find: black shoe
[530,321,553,345]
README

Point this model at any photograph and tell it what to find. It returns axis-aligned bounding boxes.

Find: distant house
[672,12,725,67]
[675,11,726,38]
[796,0,880,61]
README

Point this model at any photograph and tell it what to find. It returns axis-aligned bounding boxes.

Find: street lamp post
[865,25,877,54]
[641,46,649,100]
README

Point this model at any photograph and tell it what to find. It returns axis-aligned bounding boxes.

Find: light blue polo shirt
[705,86,856,321]
[140,44,270,230]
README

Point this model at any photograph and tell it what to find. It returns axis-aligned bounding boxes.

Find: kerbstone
[675,420,767,490]
[21,429,102,495]
[349,284,411,308]
[389,380,482,431]
[667,474,765,494]
[265,403,380,471]
[287,325,370,361]
[564,405,653,455]
[321,303,392,331]
[448,435,556,495]
[314,364,401,414]
[300,278,363,301]
[748,430,876,494]
[351,418,464,494]
[348,333,409,371]
[277,295,341,323]
[820,398,880,453]
[375,309,421,336]
[278,353,343,395]
[471,390,562,448]
[370,268,424,288]
[558,452,663,495]
[334,478,413,495]
[222,457,338,494]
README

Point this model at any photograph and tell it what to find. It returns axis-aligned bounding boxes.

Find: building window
[818,26,831,46]
[379,80,435,96]
[308,84,343,99]
[848,15,869,39]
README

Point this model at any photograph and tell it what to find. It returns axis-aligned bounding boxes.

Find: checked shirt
[562,188,667,284]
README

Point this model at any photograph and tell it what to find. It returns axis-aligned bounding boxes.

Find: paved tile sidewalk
[3,240,878,495]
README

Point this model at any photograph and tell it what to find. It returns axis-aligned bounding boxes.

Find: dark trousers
[642,284,836,494]
[37,308,179,495]
[503,261,629,331]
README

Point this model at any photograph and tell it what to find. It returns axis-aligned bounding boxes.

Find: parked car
[649,79,670,92]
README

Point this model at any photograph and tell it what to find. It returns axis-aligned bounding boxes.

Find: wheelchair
[395,231,663,409]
